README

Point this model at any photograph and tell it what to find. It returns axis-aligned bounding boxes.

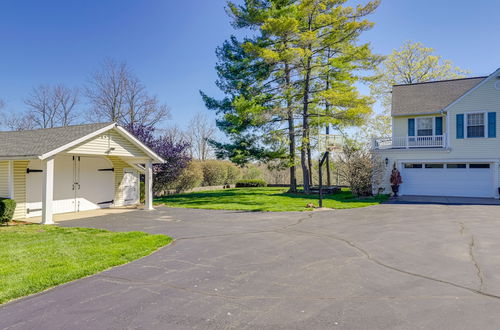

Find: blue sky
[1,0,499,130]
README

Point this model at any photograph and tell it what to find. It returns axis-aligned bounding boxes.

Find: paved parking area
[2,204,500,329]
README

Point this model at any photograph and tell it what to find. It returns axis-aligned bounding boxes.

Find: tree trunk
[326,125,331,186]
[285,64,297,193]
[301,56,312,194]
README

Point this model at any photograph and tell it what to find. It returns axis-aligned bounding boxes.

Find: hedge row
[235,179,267,188]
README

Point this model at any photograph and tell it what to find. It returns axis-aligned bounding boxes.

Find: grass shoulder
[0,225,171,304]
[155,187,388,212]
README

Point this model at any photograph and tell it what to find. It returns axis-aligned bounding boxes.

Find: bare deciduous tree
[24,85,57,128]
[23,84,79,129]
[54,85,79,126]
[187,112,216,160]
[4,112,37,131]
[86,59,169,127]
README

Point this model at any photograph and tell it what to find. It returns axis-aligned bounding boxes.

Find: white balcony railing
[372,135,446,150]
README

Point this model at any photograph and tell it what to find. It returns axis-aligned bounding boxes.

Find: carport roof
[0,122,164,162]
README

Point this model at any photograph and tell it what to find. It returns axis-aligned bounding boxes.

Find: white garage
[0,123,164,224]
[400,162,495,198]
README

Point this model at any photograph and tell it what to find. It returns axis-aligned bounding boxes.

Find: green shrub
[225,163,241,184]
[235,179,267,188]
[201,160,229,186]
[242,164,263,180]
[175,161,204,192]
[0,198,16,224]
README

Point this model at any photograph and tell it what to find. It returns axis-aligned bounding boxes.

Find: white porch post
[145,160,154,210]
[41,158,55,225]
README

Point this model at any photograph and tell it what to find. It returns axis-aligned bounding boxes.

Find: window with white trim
[416,117,433,136]
[467,113,485,138]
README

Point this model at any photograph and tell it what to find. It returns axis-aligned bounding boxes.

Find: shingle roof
[0,122,114,158]
[391,77,487,116]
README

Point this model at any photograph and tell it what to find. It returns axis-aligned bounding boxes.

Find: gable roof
[0,123,164,163]
[391,76,487,116]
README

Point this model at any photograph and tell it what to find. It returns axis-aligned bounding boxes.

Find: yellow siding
[107,156,130,206]
[68,129,148,158]
[13,161,29,219]
[0,161,9,198]
[392,114,447,137]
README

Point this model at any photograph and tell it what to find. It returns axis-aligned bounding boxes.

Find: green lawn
[0,225,171,304]
[155,187,388,212]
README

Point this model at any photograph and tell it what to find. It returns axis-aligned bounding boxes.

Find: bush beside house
[0,199,17,224]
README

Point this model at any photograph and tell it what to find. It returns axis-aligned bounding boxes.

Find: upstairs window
[467,113,485,138]
[416,117,433,136]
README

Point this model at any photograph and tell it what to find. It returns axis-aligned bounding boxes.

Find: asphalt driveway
[2,203,500,329]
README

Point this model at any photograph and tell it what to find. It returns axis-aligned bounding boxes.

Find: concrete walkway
[2,204,500,329]
[389,195,500,205]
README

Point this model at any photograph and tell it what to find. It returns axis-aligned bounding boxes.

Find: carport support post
[41,157,55,225]
[145,160,154,210]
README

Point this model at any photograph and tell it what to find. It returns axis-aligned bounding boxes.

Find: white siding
[392,114,447,137]
[107,156,136,206]
[68,129,148,159]
[376,74,500,195]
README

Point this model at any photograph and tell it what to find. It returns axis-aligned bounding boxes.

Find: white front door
[401,162,494,198]
[26,156,115,217]
[122,169,139,205]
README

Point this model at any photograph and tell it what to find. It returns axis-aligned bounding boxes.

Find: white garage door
[401,163,494,198]
[26,156,115,217]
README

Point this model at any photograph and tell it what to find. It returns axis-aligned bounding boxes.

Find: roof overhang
[114,126,164,163]
[38,123,165,163]
[392,111,445,117]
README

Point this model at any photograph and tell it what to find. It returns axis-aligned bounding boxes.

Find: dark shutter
[435,117,443,136]
[488,112,496,138]
[456,114,464,139]
[408,118,415,137]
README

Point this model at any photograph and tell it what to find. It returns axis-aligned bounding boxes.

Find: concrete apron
[25,206,141,224]
[389,195,500,205]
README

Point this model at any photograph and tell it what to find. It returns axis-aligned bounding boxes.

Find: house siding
[107,156,133,206]
[392,114,447,138]
[0,161,9,198]
[68,129,147,159]
[13,160,29,219]
[375,73,500,196]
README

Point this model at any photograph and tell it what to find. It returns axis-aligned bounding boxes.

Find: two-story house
[372,68,500,198]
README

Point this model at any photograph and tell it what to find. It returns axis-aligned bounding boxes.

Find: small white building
[373,68,500,198]
[0,122,164,224]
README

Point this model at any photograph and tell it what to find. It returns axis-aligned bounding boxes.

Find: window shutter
[435,117,443,136]
[456,114,464,139]
[488,112,496,138]
[408,118,415,137]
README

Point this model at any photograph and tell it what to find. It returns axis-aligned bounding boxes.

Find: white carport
[0,123,164,224]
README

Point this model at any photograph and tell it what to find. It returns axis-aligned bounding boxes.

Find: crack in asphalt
[286,228,500,301]
[455,221,485,292]
[95,274,477,302]
[469,235,484,291]
[173,213,314,242]
[164,212,499,301]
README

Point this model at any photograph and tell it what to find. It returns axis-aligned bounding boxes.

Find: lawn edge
[0,232,174,306]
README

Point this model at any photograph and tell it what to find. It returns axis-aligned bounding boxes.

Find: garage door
[26,155,115,217]
[401,163,494,198]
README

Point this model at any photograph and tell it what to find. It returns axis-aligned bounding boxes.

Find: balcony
[372,135,446,150]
